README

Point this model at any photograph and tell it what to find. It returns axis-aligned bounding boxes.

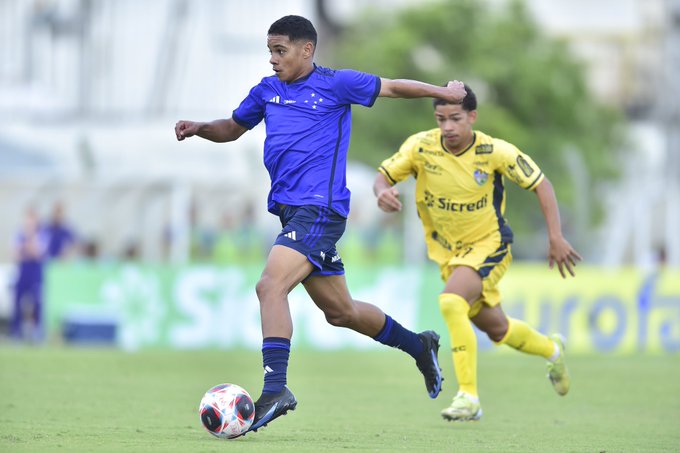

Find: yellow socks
[438,296,558,398]
[497,318,556,359]
[439,293,478,397]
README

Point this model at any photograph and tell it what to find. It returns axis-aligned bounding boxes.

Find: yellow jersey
[378,129,544,267]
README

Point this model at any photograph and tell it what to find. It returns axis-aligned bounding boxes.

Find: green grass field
[1,345,678,452]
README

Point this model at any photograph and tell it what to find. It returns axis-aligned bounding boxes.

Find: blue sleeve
[232,82,266,129]
[333,69,381,107]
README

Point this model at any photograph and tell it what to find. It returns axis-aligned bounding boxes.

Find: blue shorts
[274,204,346,277]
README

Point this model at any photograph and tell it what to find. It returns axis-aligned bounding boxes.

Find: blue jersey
[44,223,76,258]
[14,229,46,286]
[232,64,381,217]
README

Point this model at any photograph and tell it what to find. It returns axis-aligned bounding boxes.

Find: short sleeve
[333,69,381,107]
[232,82,266,129]
[494,140,544,191]
[378,135,420,185]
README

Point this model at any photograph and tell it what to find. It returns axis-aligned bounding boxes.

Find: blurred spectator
[43,201,78,260]
[11,208,47,342]
[337,209,371,265]
[122,242,140,261]
[189,202,217,262]
[81,239,100,260]
[366,214,402,265]
[213,203,265,265]
[340,212,402,266]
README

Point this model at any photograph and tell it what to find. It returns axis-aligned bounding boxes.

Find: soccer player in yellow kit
[373,84,582,422]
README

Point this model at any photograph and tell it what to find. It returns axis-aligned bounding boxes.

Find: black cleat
[416,330,443,399]
[248,386,297,432]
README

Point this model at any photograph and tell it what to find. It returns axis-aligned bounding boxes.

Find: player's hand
[445,80,466,104]
[376,187,402,213]
[175,120,201,141]
[548,237,582,278]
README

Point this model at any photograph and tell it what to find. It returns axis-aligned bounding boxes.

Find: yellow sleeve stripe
[379,166,398,185]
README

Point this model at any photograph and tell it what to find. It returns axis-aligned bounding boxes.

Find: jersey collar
[441,132,477,157]
[287,63,317,85]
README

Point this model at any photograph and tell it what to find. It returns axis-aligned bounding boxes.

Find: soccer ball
[198,383,255,439]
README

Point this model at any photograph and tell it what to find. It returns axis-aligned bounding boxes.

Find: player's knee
[254,276,269,300]
[481,321,508,342]
[486,327,506,343]
[323,304,356,327]
[438,293,470,317]
[255,274,285,302]
[324,310,353,327]
[325,313,349,327]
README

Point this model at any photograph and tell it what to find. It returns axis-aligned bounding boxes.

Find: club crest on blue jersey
[473,169,488,186]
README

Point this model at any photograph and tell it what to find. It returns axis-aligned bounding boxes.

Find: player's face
[434,104,477,153]
[267,35,314,83]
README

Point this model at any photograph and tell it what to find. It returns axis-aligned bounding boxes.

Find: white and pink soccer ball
[198,383,255,439]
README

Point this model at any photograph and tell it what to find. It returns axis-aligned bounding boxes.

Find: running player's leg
[471,304,554,356]
[249,244,312,431]
[303,274,443,399]
[10,285,24,340]
[471,304,569,395]
[31,282,44,342]
[256,244,313,339]
[302,274,383,335]
[439,265,483,421]
[439,233,510,421]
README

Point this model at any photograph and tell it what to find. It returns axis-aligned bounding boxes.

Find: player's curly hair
[268,15,317,47]
[433,83,477,111]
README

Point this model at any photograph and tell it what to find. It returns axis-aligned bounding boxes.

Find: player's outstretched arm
[534,177,582,278]
[175,118,247,143]
[373,172,402,213]
[379,79,466,103]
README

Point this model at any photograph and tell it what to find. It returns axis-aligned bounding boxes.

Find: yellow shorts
[439,231,512,318]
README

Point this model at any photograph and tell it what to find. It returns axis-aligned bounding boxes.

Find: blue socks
[261,337,291,394]
[373,315,424,359]
[261,317,421,395]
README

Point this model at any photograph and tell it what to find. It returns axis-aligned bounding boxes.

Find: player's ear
[302,41,314,59]
[468,110,478,124]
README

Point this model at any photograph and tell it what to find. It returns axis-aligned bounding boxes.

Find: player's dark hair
[268,15,317,47]
[433,83,477,111]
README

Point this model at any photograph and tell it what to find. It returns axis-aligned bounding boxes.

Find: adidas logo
[268,96,296,105]
[264,365,274,375]
[284,231,297,241]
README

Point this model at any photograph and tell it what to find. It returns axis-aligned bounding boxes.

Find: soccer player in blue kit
[175,15,466,432]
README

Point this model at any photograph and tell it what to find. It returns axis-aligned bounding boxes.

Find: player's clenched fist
[446,80,466,104]
[376,186,402,213]
[175,120,201,141]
